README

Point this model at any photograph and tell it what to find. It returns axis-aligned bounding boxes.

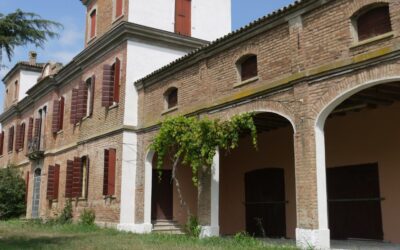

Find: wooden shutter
[72,157,82,198]
[52,99,60,133]
[0,131,4,155]
[90,9,97,38]
[102,65,114,107]
[103,149,109,195]
[8,126,14,152]
[358,6,392,41]
[27,118,34,142]
[89,76,95,116]
[113,58,120,103]
[70,88,79,124]
[116,0,123,17]
[241,56,258,81]
[59,97,65,131]
[65,160,74,198]
[175,0,191,36]
[15,124,21,151]
[20,123,25,151]
[34,118,41,138]
[103,149,116,196]
[25,171,29,203]
[47,165,55,200]
[77,81,88,120]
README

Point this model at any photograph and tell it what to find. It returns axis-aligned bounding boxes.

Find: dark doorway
[245,168,286,238]
[327,164,384,240]
[152,169,173,221]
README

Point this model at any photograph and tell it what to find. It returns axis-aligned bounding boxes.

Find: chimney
[29,51,37,65]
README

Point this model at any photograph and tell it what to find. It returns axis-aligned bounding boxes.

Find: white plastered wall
[19,70,40,101]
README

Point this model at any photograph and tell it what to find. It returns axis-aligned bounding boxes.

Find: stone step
[152,220,185,234]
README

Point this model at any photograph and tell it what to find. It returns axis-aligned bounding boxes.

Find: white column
[200,149,220,238]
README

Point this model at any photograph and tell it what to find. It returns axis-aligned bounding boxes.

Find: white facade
[128,0,232,41]
[19,70,41,101]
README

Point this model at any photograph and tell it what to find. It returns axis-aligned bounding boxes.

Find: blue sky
[0,0,295,103]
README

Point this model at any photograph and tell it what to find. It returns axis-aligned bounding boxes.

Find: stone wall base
[117,223,153,234]
[199,226,220,238]
[296,228,330,250]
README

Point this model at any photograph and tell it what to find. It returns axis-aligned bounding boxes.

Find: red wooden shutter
[108,149,116,196]
[70,88,79,124]
[358,6,392,41]
[59,97,65,131]
[116,0,123,17]
[72,157,82,198]
[175,0,191,36]
[34,118,41,138]
[77,81,88,120]
[8,126,14,152]
[15,124,21,151]
[27,118,34,142]
[54,164,60,199]
[20,123,25,150]
[103,149,109,195]
[0,131,4,155]
[52,99,60,133]
[47,165,55,200]
[113,59,120,103]
[90,9,97,38]
[89,76,95,116]
[102,65,114,107]
[65,160,74,198]
[25,171,29,203]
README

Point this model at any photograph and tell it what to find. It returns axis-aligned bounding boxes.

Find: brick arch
[210,99,296,133]
[345,0,390,18]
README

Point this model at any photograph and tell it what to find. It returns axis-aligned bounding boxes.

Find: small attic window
[164,87,178,110]
[89,9,97,39]
[355,5,392,42]
[237,54,258,82]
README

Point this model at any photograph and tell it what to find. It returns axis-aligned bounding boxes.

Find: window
[8,126,14,152]
[0,131,4,156]
[46,164,60,200]
[65,156,89,199]
[71,78,91,125]
[238,55,258,82]
[27,118,34,142]
[14,81,18,100]
[102,58,120,107]
[164,87,178,109]
[355,5,392,41]
[103,149,116,196]
[86,76,95,116]
[115,0,123,19]
[175,0,191,36]
[16,123,25,151]
[52,97,65,133]
[89,9,97,39]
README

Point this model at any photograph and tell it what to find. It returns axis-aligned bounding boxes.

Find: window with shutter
[59,97,65,131]
[113,58,120,104]
[65,160,74,198]
[77,81,88,120]
[15,124,21,152]
[238,55,258,82]
[81,156,89,198]
[103,149,116,196]
[0,131,4,155]
[34,118,42,139]
[102,65,114,107]
[70,88,79,124]
[87,76,95,116]
[27,118,34,142]
[175,0,191,36]
[47,164,60,200]
[115,0,123,18]
[52,100,60,133]
[19,123,25,151]
[356,5,392,41]
[90,9,97,38]
[72,157,82,198]
[8,126,14,152]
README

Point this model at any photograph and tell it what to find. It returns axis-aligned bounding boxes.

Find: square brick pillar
[198,149,220,238]
[294,124,330,249]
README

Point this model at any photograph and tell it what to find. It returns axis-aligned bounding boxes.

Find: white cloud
[52,50,79,64]
[59,26,83,47]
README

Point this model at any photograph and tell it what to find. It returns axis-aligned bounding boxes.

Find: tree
[0,9,62,65]
[0,166,26,220]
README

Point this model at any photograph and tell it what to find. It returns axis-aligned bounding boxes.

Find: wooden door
[245,168,286,238]
[32,168,41,218]
[152,170,173,221]
[327,164,383,240]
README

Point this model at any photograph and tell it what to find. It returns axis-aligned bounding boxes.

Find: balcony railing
[27,137,44,160]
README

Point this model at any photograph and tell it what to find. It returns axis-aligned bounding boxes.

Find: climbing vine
[150,113,258,185]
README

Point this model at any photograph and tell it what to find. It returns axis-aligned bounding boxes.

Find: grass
[0,220,298,250]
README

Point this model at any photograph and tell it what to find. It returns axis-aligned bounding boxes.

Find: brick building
[1,0,400,249]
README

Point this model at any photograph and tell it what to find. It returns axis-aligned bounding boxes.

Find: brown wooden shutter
[65,160,74,198]
[47,165,55,200]
[52,99,60,133]
[102,65,114,107]
[54,164,60,199]
[27,118,34,142]
[103,149,109,195]
[25,171,29,203]
[20,123,25,151]
[108,149,116,196]
[89,75,95,116]
[34,118,41,138]
[70,88,79,124]
[8,126,14,152]
[59,97,65,131]
[113,59,121,103]
[358,6,392,41]
[77,81,88,120]
[0,131,4,155]
[72,157,82,198]
[175,0,191,36]
[15,124,21,151]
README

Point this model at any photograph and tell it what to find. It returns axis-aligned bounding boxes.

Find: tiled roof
[2,61,45,83]
[135,0,310,86]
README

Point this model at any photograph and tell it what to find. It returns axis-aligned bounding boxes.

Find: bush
[79,209,96,226]
[0,167,26,220]
[57,199,73,224]
[233,232,264,247]
[185,215,201,237]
